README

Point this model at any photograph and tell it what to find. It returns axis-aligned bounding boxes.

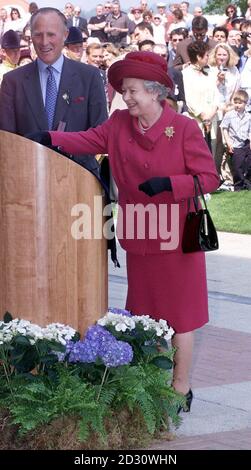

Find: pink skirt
[125,251,209,333]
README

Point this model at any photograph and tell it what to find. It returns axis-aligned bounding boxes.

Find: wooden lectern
[0,131,108,334]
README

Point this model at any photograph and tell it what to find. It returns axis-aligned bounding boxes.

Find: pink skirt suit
[50,103,219,334]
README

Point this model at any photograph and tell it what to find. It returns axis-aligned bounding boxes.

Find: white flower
[62,92,70,104]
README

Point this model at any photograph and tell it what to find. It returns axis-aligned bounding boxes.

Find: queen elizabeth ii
[27,51,219,411]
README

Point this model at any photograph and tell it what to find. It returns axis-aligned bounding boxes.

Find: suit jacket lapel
[22,61,48,130]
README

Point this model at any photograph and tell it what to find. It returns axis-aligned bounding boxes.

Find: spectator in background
[220,89,251,191]
[180,1,193,30]
[88,5,107,43]
[0,30,21,85]
[104,1,130,47]
[63,3,74,20]
[152,14,166,45]
[166,8,186,39]
[64,26,85,62]
[193,6,203,17]
[212,26,228,43]
[245,0,251,20]
[66,6,89,37]
[138,39,155,51]
[6,7,26,35]
[132,21,154,44]
[142,10,153,24]
[0,8,8,43]
[182,41,218,153]
[173,16,217,70]
[29,2,39,16]
[208,42,240,186]
[222,4,238,31]
[128,6,143,25]
[168,28,187,68]
[156,2,168,24]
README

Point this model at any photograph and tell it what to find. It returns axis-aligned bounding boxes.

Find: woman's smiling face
[121,78,157,117]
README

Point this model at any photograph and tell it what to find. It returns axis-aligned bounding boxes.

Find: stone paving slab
[147,428,251,450]
[109,233,251,450]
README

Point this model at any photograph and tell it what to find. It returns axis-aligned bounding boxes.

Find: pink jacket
[50,103,219,254]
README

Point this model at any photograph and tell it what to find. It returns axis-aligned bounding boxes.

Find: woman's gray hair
[143,80,170,101]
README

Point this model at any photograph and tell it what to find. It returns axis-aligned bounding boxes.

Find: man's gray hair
[30,7,68,31]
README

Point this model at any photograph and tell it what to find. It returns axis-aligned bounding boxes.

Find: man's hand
[138,177,172,197]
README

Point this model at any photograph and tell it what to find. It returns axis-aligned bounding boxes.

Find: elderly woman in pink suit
[28,51,219,412]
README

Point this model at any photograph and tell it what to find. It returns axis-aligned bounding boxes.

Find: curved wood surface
[0,131,108,335]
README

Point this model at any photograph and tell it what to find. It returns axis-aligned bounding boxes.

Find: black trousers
[232,142,251,190]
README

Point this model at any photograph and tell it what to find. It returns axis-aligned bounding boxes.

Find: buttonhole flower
[62,91,70,105]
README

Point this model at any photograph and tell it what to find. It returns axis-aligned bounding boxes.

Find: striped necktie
[45,65,57,130]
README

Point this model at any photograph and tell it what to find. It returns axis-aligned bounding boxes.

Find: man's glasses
[194,31,206,38]
[172,38,183,42]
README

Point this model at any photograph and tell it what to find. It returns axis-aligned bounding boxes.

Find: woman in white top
[182,41,218,155]
[208,42,240,179]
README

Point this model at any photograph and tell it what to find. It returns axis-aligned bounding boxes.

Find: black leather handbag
[182,176,219,253]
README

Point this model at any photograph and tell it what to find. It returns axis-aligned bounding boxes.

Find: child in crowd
[220,89,251,191]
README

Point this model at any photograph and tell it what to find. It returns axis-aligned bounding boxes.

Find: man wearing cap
[156,2,168,24]
[26,50,219,410]
[0,30,21,85]
[63,26,85,62]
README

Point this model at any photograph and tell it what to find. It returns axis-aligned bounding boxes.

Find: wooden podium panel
[0,131,108,335]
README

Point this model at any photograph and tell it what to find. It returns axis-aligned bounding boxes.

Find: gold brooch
[165,126,175,139]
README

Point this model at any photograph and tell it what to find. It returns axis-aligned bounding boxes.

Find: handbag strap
[194,175,208,210]
[188,175,208,213]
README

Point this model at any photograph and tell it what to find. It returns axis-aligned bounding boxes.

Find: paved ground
[108,232,251,450]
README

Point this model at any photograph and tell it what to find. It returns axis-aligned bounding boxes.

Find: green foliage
[204,1,246,15]
[0,313,182,448]
[208,191,251,234]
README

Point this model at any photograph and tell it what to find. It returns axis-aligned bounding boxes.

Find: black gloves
[138,177,172,197]
[25,131,52,146]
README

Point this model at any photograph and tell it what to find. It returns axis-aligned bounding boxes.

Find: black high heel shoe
[177,389,193,414]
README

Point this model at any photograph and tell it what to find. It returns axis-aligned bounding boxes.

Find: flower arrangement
[0,310,183,450]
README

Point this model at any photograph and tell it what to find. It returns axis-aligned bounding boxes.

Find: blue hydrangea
[108,307,133,317]
[63,324,133,368]
[100,340,133,367]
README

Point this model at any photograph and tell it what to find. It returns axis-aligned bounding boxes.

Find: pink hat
[108,51,173,94]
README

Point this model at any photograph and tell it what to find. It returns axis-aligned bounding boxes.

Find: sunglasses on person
[172,38,183,42]
[193,31,206,38]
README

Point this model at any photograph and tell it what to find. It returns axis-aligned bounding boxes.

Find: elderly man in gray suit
[0,7,107,168]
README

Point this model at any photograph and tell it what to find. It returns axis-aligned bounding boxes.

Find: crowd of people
[1,1,250,189]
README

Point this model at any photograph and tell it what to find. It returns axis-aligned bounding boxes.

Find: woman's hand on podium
[25,131,73,159]
[25,131,52,146]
